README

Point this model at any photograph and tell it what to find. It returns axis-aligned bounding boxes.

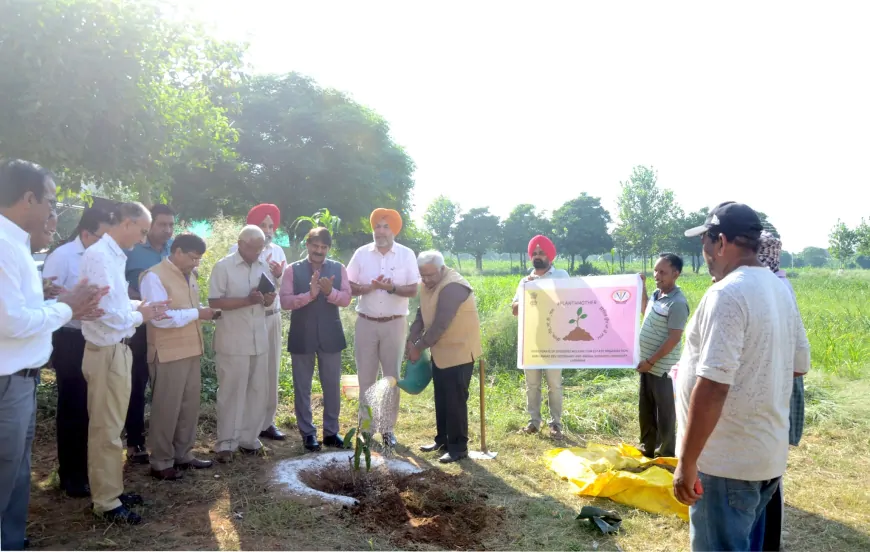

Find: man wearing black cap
[672,202,810,551]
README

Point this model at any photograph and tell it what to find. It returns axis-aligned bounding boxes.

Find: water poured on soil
[364,377,399,451]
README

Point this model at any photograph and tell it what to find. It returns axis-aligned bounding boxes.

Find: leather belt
[358,313,403,323]
[265,310,279,317]
[14,368,40,379]
[58,327,82,334]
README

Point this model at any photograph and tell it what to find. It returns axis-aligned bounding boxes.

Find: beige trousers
[148,356,202,470]
[354,316,406,433]
[262,310,283,431]
[82,342,131,513]
[215,353,267,452]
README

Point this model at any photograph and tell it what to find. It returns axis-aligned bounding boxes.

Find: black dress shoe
[420,442,446,453]
[23,537,29,549]
[150,467,183,481]
[118,493,143,507]
[127,445,150,465]
[323,434,344,448]
[438,451,468,464]
[303,435,322,452]
[175,457,214,470]
[100,505,142,525]
[64,482,91,498]
[259,425,287,441]
[382,432,398,448]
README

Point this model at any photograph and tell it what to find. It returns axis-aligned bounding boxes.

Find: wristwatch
[387,283,396,294]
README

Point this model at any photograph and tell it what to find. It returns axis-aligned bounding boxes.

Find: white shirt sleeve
[41,247,69,288]
[81,249,143,331]
[346,248,361,282]
[0,242,72,338]
[140,271,199,329]
[695,289,745,386]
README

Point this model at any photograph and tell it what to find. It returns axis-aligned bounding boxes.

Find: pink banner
[517,274,642,369]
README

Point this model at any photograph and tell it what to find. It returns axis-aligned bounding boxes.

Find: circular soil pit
[303,459,504,550]
[271,451,423,507]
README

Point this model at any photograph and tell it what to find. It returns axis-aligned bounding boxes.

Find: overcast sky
[180,0,870,251]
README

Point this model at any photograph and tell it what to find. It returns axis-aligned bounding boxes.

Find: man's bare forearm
[208,298,253,311]
[394,283,418,298]
[681,376,730,465]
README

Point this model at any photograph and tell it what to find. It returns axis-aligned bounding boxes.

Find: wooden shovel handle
[479,357,487,453]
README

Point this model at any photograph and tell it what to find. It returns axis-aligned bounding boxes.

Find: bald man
[209,226,276,463]
[347,209,419,448]
[511,235,570,440]
[229,204,288,441]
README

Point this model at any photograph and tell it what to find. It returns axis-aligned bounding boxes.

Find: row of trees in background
[423,165,788,274]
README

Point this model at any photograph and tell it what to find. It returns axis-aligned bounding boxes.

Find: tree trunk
[456,253,462,271]
[570,254,576,273]
[509,252,513,273]
[475,254,483,271]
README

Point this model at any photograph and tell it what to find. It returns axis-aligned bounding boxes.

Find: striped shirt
[639,286,689,377]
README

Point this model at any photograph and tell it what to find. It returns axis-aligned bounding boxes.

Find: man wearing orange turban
[511,234,570,441]
[229,203,288,441]
[346,208,420,448]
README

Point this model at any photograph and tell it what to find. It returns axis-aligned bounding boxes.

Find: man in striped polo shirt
[637,253,689,458]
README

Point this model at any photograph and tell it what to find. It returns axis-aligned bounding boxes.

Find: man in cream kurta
[229,203,287,441]
[209,226,276,463]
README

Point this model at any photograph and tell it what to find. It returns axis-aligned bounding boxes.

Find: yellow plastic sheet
[545,443,689,521]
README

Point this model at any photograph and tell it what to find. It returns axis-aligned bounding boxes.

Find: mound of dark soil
[564,327,594,341]
[300,466,503,550]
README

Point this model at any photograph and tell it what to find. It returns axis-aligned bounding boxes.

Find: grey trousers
[291,352,342,438]
[0,373,37,551]
[525,368,563,430]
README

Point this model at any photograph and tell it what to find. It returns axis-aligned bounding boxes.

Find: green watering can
[397,349,432,394]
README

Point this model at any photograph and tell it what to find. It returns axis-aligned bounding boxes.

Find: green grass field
[28,264,870,551]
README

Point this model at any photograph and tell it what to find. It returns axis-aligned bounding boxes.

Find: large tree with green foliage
[171,73,415,238]
[615,166,679,272]
[423,195,460,264]
[799,246,830,268]
[502,204,549,272]
[551,194,612,273]
[828,220,857,267]
[0,0,244,202]
[454,208,501,271]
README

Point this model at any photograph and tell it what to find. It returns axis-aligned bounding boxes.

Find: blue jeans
[0,374,37,551]
[689,472,781,551]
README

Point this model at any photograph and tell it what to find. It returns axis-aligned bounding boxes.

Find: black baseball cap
[684,201,764,240]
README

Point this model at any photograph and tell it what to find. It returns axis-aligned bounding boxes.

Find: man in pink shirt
[346,209,420,448]
[280,228,351,452]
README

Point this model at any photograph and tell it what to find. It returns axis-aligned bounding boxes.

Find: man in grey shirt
[637,253,689,458]
[511,235,570,440]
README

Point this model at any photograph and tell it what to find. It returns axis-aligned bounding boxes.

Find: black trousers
[124,324,149,448]
[431,360,474,456]
[638,371,676,458]
[51,328,89,488]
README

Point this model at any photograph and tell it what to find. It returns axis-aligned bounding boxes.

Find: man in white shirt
[43,207,113,498]
[347,208,419,448]
[229,204,288,441]
[80,202,169,525]
[674,202,810,551]
[0,159,105,550]
[511,235,570,440]
[140,233,217,480]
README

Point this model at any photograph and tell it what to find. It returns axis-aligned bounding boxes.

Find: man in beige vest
[139,233,218,480]
[407,250,482,464]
